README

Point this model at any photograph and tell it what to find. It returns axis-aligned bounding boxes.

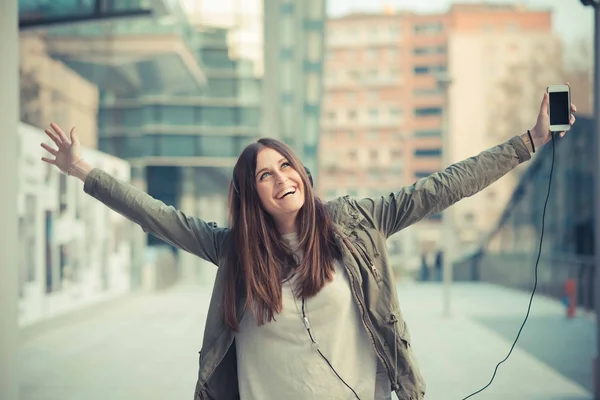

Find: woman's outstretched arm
[41,123,228,266]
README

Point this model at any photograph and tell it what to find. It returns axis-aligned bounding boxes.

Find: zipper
[354,240,382,283]
[343,262,394,388]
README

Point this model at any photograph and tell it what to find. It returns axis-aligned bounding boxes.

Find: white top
[235,233,392,400]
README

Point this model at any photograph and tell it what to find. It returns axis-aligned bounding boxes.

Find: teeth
[277,187,296,199]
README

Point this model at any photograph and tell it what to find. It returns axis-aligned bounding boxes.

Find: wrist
[68,159,93,182]
[520,132,535,154]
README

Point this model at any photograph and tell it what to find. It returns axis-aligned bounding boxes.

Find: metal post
[0,0,20,399]
[437,74,453,317]
[592,3,600,397]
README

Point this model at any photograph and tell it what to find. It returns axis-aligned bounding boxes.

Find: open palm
[41,122,82,174]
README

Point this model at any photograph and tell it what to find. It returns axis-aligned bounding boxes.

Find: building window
[413,88,442,96]
[198,135,238,157]
[303,19,324,30]
[199,106,237,127]
[370,150,378,161]
[427,213,442,221]
[414,107,442,117]
[413,46,446,55]
[414,22,443,34]
[304,61,322,73]
[280,48,294,60]
[281,92,294,104]
[414,148,442,157]
[281,3,294,14]
[413,65,446,75]
[414,129,442,137]
[348,150,358,161]
[415,171,435,179]
[155,135,198,157]
[348,110,357,120]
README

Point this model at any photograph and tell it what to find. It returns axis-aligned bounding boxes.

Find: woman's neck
[275,215,298,235]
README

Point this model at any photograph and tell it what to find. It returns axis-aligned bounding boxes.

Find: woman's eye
[260,172,270,180]
[281,162,290,169]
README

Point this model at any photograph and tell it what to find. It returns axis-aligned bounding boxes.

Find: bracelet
[67,159,84,176]
[527,130,535,154]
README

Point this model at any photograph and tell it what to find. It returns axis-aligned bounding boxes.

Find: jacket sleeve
[353,135,531,238]
[83,168,228,266]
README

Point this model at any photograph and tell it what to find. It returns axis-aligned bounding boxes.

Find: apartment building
[447,4,561,254]
[321,4,559,273]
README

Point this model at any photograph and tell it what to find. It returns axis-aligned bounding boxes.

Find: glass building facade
[41,1,263,252]
[262,0,326,174]
[40,0,327,260]
[455,116,595,310]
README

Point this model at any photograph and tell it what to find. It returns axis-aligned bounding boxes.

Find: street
[19,281,594,400]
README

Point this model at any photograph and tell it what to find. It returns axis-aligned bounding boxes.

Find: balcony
[43,7,205,96]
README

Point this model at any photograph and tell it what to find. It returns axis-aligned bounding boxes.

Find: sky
[327,0,594,49]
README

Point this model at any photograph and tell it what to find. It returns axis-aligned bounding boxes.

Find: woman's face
[254,147,305,233]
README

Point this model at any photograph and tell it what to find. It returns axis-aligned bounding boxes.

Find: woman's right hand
[41,122,82,174]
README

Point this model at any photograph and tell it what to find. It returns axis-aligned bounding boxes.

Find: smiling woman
[41,90,576,399]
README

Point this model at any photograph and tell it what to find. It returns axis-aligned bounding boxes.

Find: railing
[453,252,595,310]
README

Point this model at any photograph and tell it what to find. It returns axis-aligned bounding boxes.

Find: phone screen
[549,91,570,125]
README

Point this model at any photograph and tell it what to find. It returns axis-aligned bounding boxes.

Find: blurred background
[1,0,598,399]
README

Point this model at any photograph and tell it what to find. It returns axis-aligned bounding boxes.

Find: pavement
[19,281,595,400]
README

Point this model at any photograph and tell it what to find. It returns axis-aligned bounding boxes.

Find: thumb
[540,92,549,115]
[70,127,79,144]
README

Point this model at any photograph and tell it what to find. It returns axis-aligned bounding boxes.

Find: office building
[320,4,560,274]
[263,0,327,173]
[446,3,561,255]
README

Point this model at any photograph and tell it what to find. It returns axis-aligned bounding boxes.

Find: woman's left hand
[529,86,577,150]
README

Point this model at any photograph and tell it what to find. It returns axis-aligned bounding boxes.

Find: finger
[40,142,58,156]
[540,92,549,114]
[560,131,566,138]
[571,103,577,113]
[44,128,62,146]
[41,157,57,165]
[50,122,69,143]
[570,114,576,125]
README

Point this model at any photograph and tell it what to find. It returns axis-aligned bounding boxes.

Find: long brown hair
[223,138,341,331]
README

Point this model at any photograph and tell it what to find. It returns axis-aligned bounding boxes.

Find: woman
[41,92,576,400]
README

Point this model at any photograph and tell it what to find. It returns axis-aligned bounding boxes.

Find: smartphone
[546,84,571,132]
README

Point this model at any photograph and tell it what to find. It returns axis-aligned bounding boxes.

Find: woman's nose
[273,171,287,185]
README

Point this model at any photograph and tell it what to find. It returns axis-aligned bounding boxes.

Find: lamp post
[580,0,600,397]
[437,73,453,317]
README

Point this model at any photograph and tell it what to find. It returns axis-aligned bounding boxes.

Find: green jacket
[83,136,531,400]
